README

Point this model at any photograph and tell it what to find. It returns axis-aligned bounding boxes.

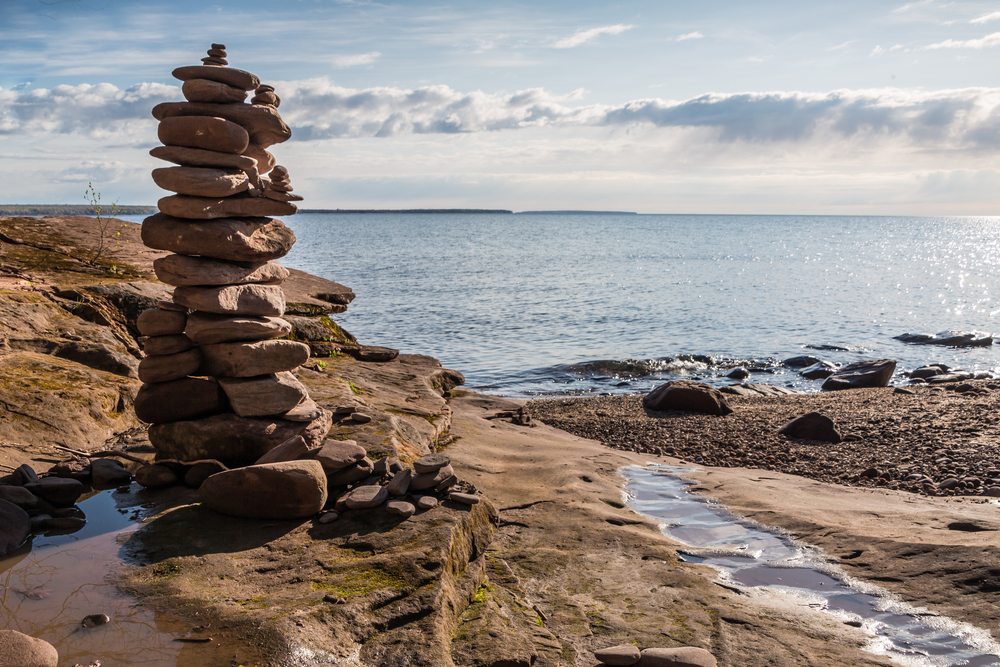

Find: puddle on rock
[1,483,249,667]
[625,465,1000,667]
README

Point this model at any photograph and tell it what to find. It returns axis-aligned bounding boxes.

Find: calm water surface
[274,213,1000,396]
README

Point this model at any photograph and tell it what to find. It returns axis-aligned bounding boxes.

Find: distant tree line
[0,205,156,216]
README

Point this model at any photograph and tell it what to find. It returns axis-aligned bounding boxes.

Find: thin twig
[51,444,148,464]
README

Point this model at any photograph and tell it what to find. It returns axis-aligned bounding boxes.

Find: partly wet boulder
[910,364,949,380]
[895,331,993,347]
[822,359,896,391]
[777,412,842,443]
[199,460,327,519]
[0,499,31,556]
[800,361,837,380]
[643,380,733,416]
[782,355,822,368]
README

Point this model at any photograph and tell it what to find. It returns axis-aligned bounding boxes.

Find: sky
[1,0,999,214]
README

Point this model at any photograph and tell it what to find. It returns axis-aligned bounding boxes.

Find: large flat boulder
[643,380,733,416]
[173,284,285,317]
[170,66,260,91]
[282,268,356,315]
[149,409,331,465]
[157,115,249,154]
[822,359,896,391]
[199,460,327,519]
[152,166,249,198]
[158,194,297,220]
[141,213,295,263]
[150,145,258,172]
[153,99,291,147]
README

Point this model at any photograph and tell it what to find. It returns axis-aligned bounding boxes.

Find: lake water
[129,212,1000,397]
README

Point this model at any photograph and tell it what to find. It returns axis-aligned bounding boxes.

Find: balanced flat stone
[344,484,388,510]
[157,116,249,154]
[264,189,304,202]
[135,376,225,424]
[594,644,641,666]
[137,308,186,336]
[171,65,260,90]
[410,464,455,491]
[199,460,327,520]
[199,339,309,377]
[152,166,249,197]
[142,334,193,357]
[386,469,412,496]
[448,492,480,505]
[386,500,415,518]
[256,435,308,464]
[185,312,292,344]
[416,496,438,510]
[153,100,289,147]
[282,398,323,422]
[637,646,717,667]
[313,439,367,471]
[141,213,295,262]
[149,409,332,465]
[158,194,297,219]
[327,457,374,486]
[434,474,458,493]
[154,254,289,287]
[137,347,201,383]
[243,143,275,173]
[150,145,258,171]
[414,453,450,474]
[219,371,308,417]
[182,78,248,103]
[173,284,285,317]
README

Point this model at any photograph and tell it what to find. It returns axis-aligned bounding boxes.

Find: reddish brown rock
[219,371,309,417]
[185,312,292,344]
[410,464,455,491]
[242,143,275,173]
[152,100,290,147]
[822,359,897,391]
[199,460,327,519]
[137,347,202,383]
[150,145,259,176]
[137,308,186,336]
[199,339,310,378]
[157,116,249,154]
[777,411,842,443]
[158,194,297,220]
[0,629,59,667]
[154,254,289,287]
[134,376,225,424]
[182,78,248,104]
[313,439,367,471]
[637,647,717,667]
[643,380,734,416]
[173,284,285,317]
[141,213,295,262]
[149,409,332,465]
[256,435,309,465]
[152,166,249,197]
[171,65,260,91]
[142,333,194,357]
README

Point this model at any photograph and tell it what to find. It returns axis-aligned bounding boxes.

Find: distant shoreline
[0,205,640,216]
[0,205,157,216]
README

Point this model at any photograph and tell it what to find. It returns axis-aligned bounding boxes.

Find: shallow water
[625,465,1000,667]
[0,486,228,666]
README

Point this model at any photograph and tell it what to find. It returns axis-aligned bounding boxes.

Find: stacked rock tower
[135,45,332,466]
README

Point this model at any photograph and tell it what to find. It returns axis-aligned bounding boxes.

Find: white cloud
[971,11,1000,25]
[926,32,1000,49]
[552,24,633,49]
[332,52,381,68]
[871,45,886,56]
[676,31,704,41]
[826,40,857,51]
[894,0,933,13]
[890,44,906,51]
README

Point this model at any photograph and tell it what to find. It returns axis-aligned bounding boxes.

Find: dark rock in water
[24,478,85,507]
[928,372,972,384]
[910,365,949,379]
[81,613,111,628]
[0,629,59,667]
[643,381,733,416]
[895,330,993,347]
[800,361,836,380]
[782,355,822,368]
[12,464,38,486]
[725,367,749,380]
[777,412,842,443]
[0,499,31,556]
[805,344,851,352]
[719,383,798,397]
[822,359,896,391]
[90,458,132,487]
[0,486,38,509]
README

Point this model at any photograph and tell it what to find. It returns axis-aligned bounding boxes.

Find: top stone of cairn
[173,45,260,91]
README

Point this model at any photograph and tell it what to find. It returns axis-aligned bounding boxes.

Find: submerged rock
[895,331,993,347]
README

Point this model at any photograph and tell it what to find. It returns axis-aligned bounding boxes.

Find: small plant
[84,182,128,266]
[315,360,327,370]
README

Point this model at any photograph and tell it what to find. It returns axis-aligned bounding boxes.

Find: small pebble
[318,511,339,523]
[81,613,111,628]
[351,412,373,423]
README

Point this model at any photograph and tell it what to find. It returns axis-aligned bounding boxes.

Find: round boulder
[643,381,733,416]
[777,412,842,443]
[0,630,59,667]
[199,460,327,519]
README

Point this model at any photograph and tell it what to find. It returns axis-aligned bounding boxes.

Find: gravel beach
[529,380,1000,497]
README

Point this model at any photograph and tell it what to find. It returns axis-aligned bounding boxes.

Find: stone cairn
[133,45,333,499]
[131,46,482,519]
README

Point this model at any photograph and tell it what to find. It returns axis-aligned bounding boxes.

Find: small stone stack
[136,45,332,468]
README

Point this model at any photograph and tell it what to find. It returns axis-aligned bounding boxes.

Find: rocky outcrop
[644,380,733,416]
[822,359,896,391]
